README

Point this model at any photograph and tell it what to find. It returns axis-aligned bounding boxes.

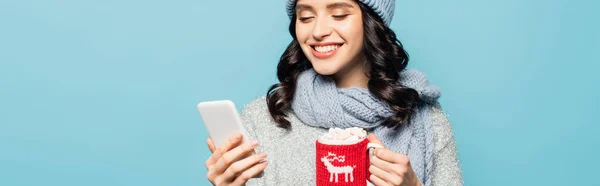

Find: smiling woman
[294,1,365,78]
[204,0,463,185]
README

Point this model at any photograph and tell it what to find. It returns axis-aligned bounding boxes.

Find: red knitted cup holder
[316,138,381,186]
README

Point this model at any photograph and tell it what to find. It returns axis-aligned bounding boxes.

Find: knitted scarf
[291,68,441,185]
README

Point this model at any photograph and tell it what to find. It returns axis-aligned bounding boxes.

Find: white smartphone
[197,100,253,150]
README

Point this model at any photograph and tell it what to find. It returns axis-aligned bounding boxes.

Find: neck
[333,57,369,88]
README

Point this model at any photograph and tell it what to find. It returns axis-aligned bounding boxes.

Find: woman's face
[295,0,364,76]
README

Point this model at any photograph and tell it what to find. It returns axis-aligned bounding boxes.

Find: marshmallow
[319,127,367,143]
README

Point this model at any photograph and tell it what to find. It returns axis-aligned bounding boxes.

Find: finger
[232,160,268,185]
[371,154,403,175]
[374,148,409,165]
[212,140,259,175]
[369,165,402,186]
[371,154,410,181]
[206,132,243,169]
[207,137,216,153]
[370,174,392,186]
[368,133,385,147]
[222,152,267,180]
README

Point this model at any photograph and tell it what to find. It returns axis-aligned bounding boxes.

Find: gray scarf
[291,68,440,185]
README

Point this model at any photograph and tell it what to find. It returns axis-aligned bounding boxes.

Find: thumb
[367,133,385,147]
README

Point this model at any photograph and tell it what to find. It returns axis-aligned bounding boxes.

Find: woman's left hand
[367,134,422,186]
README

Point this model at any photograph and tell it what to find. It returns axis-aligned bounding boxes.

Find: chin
[311,62,342,76]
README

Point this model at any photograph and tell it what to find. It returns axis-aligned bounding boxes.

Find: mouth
[310,43,343,59]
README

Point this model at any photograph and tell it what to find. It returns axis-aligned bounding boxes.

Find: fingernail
[234,132,242,140]
[250,140,259,147]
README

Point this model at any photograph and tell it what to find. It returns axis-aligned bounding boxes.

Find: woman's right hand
[205,132,268,186]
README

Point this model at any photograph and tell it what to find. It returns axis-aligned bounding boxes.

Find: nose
[312,17,332,40]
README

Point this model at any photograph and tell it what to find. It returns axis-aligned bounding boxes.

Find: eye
[298,16,314,22]
[332,14,349,20]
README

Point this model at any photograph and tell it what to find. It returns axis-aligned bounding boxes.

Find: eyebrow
[295,2,355,13]
[326,2,354,9]
[295,4,313,13]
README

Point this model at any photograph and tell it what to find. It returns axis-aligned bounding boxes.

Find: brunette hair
[266,2,419,130]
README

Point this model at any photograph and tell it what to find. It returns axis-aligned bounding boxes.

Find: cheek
[295,22,311,42]
[337,17,364,52]
[295,23,316,58]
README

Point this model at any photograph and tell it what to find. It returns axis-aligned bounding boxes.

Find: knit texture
[286,0,396,26]
[239,97,463,186]
[316,139,370,186]
[291,68,441,184]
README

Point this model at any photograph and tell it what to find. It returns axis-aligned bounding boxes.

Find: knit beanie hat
[286,0,396,26]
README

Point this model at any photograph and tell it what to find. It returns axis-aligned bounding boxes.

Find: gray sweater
[240,96,462,186]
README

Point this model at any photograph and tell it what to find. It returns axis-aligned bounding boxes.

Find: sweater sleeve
[239,98,261,142]
[428,103,463,186]
[238,97,267,185]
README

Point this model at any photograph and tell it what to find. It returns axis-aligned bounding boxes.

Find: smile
[311,43,343,59]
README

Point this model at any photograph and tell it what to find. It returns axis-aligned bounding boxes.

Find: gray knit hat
[286,0,396,26]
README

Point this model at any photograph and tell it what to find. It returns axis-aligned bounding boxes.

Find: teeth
[314,45,340,53]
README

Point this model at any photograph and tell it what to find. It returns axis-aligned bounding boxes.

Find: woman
[205,0,463,185]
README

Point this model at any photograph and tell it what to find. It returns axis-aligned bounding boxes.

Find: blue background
[1,0,598,185]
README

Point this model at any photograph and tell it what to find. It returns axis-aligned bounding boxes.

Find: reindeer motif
[321,152,356,183]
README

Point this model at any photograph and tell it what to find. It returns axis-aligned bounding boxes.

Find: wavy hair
[266,2,419,130]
